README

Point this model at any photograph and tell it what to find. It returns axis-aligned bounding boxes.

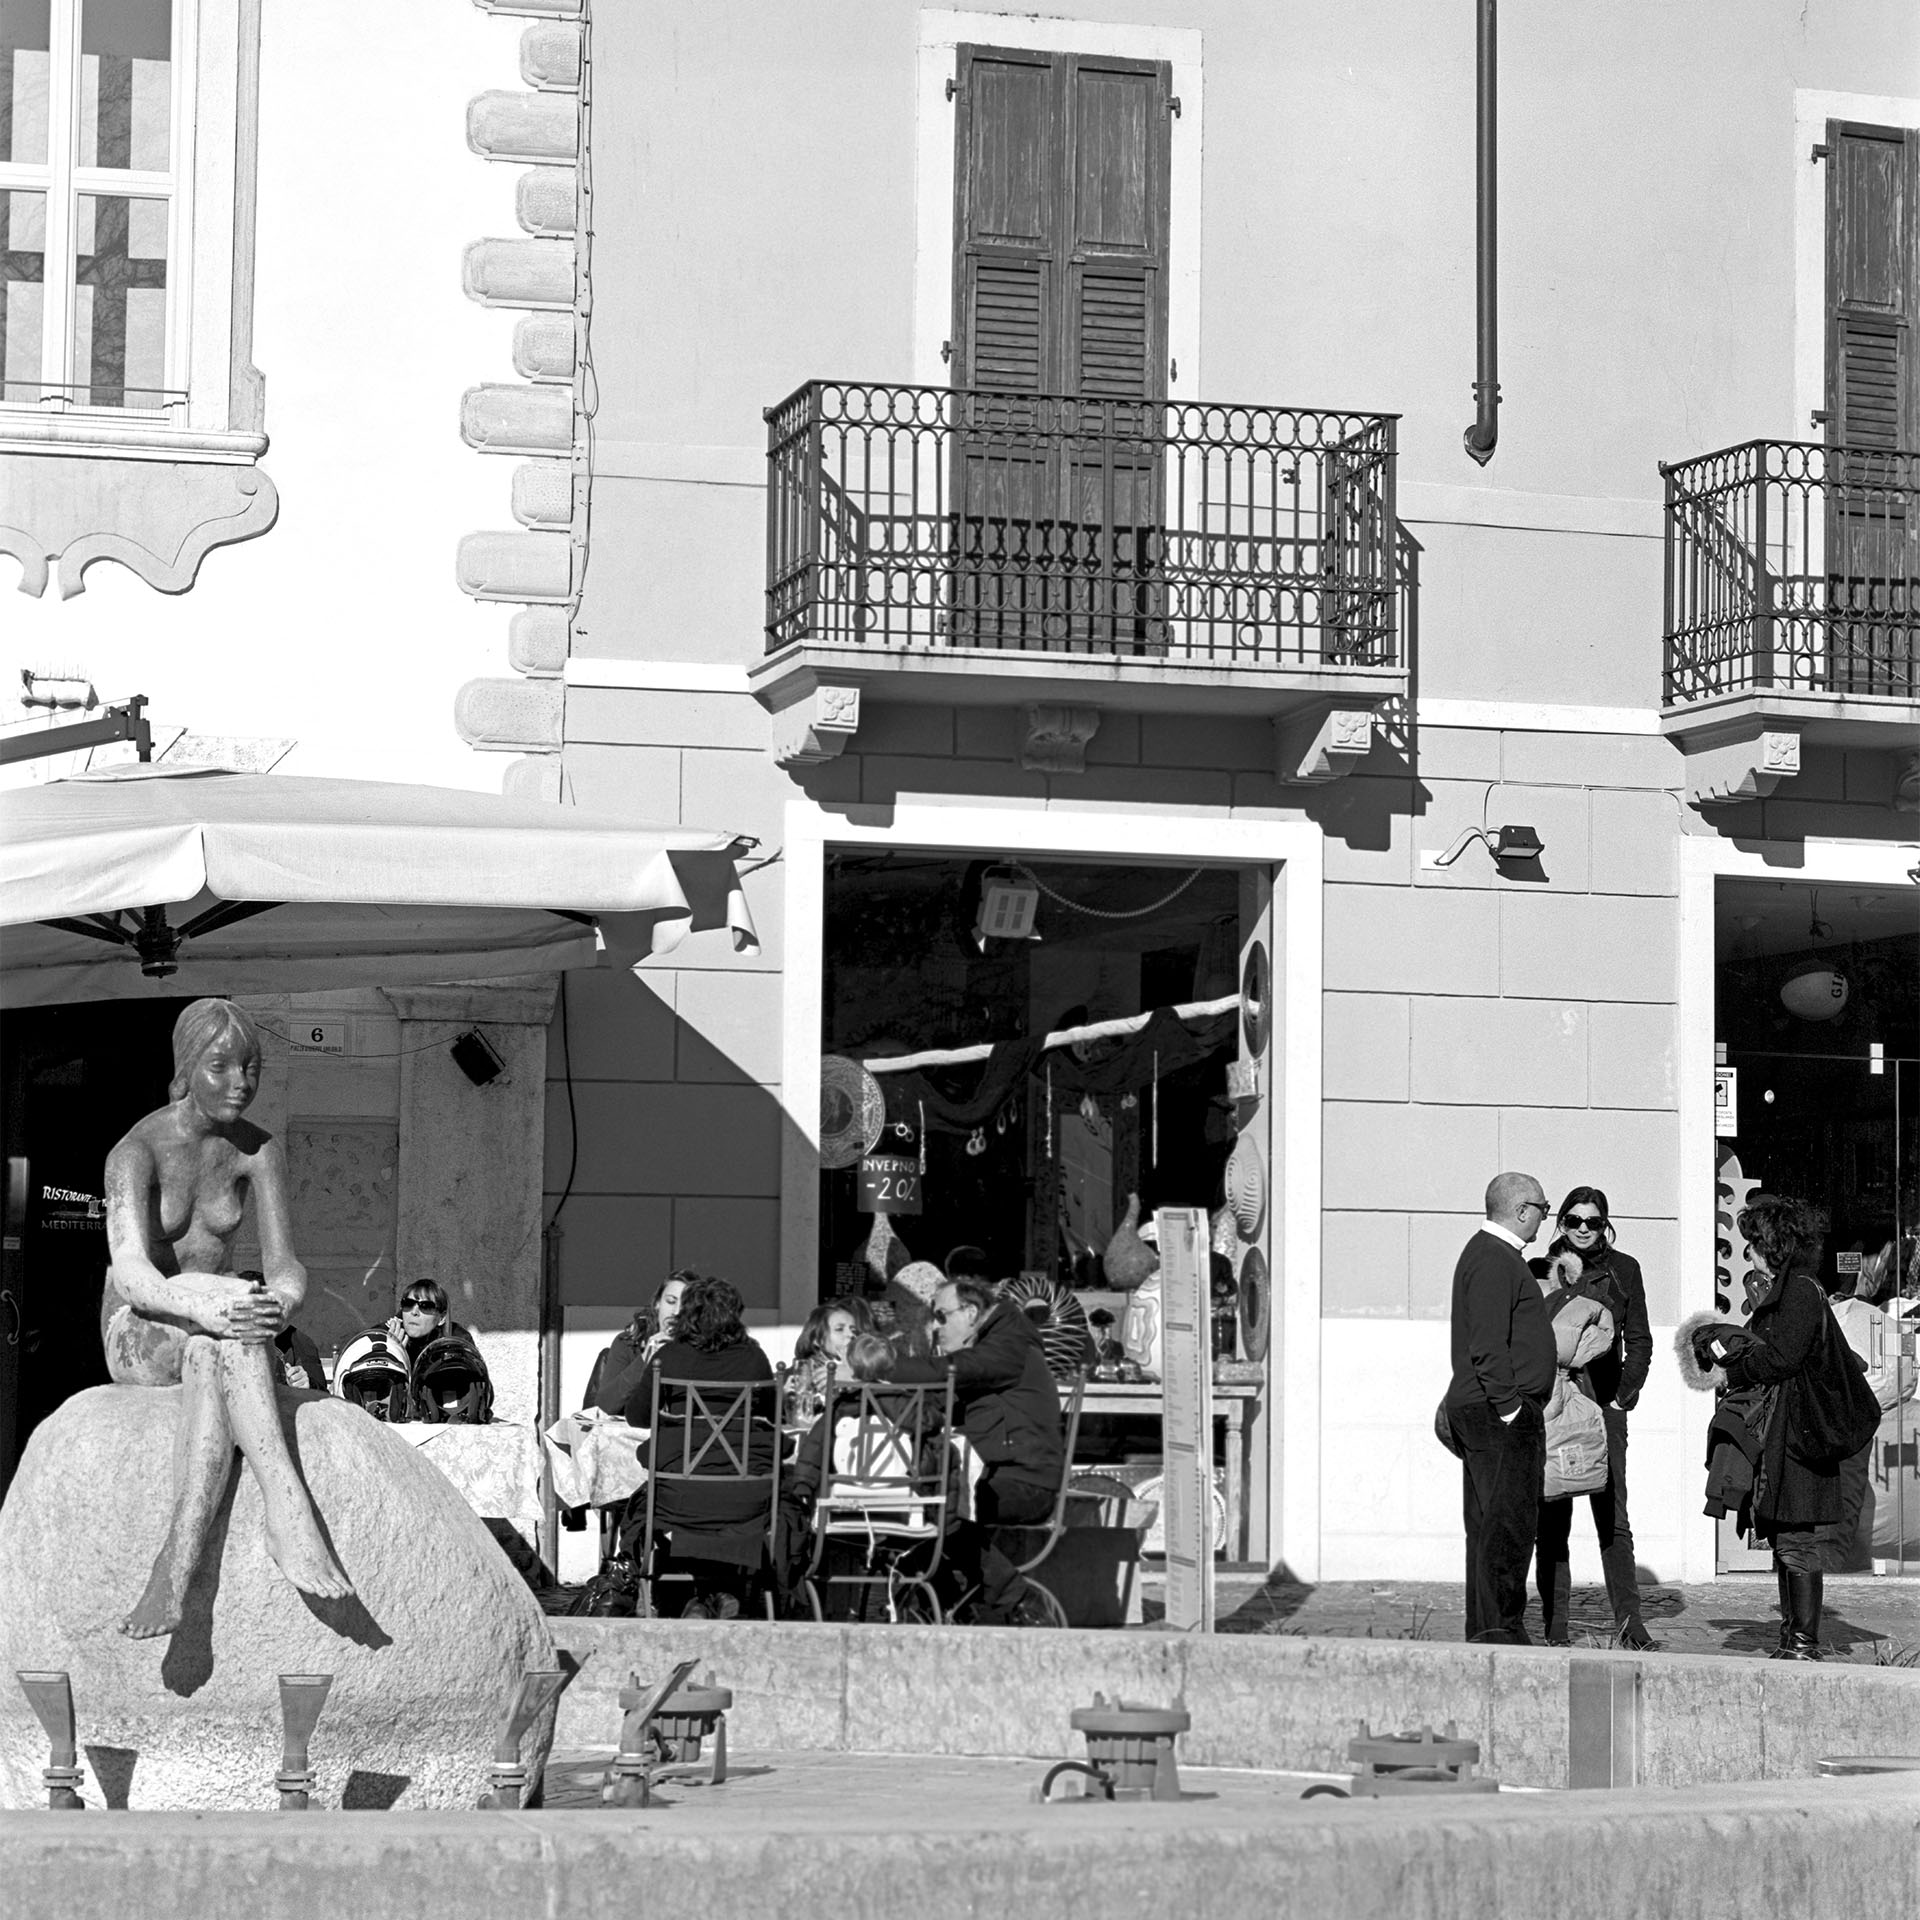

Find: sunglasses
[931,1306,973,1326]
[401,1300,439,1313]
[1562,1214,1607,1231]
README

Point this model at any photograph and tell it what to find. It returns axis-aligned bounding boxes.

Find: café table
[390,1419,544,1545]
[1077,1378,1264,1561]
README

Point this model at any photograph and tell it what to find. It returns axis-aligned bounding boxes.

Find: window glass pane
[2,0,53,166]
[79,0,171,172]
[1,187,46,399]
[71,190,168,406]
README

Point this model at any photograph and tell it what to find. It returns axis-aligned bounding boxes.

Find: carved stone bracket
[1021,704,1101,773]
[0,455,279,599]
[1274,704,1376,784]
[771,686,861,767]
[1894,749,1919,815]
[1682,727,1801,808]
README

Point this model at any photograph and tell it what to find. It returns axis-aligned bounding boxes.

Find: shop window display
[1715,879,1920,1575]
[816,854,1249,1313]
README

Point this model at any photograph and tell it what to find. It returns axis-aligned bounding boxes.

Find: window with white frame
[0,0,261,459]
[3,0,186,415]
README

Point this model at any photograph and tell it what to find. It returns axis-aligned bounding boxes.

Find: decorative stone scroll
[1682,727,1800,808]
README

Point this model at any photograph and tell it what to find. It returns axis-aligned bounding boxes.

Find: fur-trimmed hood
[1675,1310,1735,1392]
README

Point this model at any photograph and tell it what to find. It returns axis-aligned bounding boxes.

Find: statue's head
[169,999,263,1117]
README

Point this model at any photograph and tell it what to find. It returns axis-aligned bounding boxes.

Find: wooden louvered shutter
[1825,121,1918,452]
[1062,57,1170,403]
[952,47,1056,394]
[1823,121,1918,695]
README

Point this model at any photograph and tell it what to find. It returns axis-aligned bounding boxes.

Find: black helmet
[411,1333,493,1425]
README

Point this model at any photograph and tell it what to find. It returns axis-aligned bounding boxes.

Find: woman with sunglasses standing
[1531,1186,1658,1649]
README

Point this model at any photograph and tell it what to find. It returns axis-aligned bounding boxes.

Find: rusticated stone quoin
[508,606,570,676]
[511,462,572,529]
[519,23,581,90]
[461,383,573,454]
[455,677,565,752]
[512,315,576,383]
[466,89,576,165]
[462,237,576,310]
[515,168,576,235]
[456,529,572,603]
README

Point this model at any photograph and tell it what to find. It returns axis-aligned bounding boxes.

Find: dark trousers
[945,1468,1054,1617]
[1451,1399,1545,1644]
[1823,1438,1874,1573]
[1534,1403,1642,1634]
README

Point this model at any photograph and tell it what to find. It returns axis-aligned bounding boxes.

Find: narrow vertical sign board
[1156,1205,1214,1633]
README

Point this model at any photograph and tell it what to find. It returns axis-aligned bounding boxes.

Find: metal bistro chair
[636,1372,782,1621]
[989,1371,1089,1630]
[800,1374,958,1625]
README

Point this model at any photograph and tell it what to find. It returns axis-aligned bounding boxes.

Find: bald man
[1443,1171,1558,1644]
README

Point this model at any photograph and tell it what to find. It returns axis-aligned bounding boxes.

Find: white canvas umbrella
[0,765,759,1007]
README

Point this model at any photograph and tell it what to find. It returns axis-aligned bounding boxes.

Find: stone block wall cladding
[453,0,584,798]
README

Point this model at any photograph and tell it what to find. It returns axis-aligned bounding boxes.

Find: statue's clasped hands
[216,1278,285,1343]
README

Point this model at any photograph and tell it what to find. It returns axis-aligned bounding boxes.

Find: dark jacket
[893,1301,1063,1493]
[273,1325,327,1392]
[1720,1269,1842,1533]
[1531,1244,1654,1410]
[1445,1229,1556,1417]
[624,1337,778,1570]
[589,1320,655,1416]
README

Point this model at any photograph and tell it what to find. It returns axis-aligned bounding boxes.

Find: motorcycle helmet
[332,1333,411,1422]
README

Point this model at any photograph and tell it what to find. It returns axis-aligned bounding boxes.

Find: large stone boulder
[0,1385,557,1810]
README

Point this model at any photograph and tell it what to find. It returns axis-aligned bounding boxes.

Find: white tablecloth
[391,1421,543,1538]
[541,1410,648,1508]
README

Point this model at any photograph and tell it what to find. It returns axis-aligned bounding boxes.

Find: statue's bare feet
[121,1555,185,1639]
[263,1509,354,1601]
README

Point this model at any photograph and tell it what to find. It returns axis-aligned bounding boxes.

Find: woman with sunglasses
[1530,1186,1657,1649]
[383,1279,492,1421]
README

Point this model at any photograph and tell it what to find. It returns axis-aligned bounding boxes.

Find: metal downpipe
[1462,0,1499,465]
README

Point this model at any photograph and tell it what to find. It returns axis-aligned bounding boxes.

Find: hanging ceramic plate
[820,1054,885,1170]
[1225,1133,1266,1240]
[1240,940,1271,1057]
[1238,1247,1271,1362]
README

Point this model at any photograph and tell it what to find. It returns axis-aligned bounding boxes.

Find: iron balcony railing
[1663,439,1919,705]
[765,382,1407,670]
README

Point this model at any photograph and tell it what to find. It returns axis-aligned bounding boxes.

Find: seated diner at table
[588,1269,694,1417]
[786,1296,876,1420]
[372,1279,493,1422]
[616,1272,777,1619]
[890,1271,1063,1624]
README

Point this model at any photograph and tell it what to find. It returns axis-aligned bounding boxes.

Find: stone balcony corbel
[1273,702,1377,785]
[1677,724,1802,808]
[771,685,862,768]
[1022,705,1100,773]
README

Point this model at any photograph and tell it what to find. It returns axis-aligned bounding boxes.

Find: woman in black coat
[1530,1186,1657,1649]
[619,1272,776,1618]
[1701,1196,1848,1660]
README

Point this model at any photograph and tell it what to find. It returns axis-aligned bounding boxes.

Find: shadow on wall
[542,966,801,1320]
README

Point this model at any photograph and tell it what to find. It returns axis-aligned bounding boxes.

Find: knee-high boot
[1772,1569,1823,1661]
[1774,1561,1793,1652]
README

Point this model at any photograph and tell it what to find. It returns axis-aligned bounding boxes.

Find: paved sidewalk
[1151,1573,1920,1661]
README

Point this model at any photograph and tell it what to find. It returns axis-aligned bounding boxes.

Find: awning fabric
[0,765,759,1007]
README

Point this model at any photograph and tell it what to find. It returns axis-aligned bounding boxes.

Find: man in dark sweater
[893,1273,1063,1623]
[1444,1172,1557,1643]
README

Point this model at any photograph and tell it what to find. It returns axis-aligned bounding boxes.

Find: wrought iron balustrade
[1663,439,1919,704]
[765,382,1405,670]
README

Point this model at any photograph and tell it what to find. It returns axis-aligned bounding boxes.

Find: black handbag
[1786,1312,1880,1467]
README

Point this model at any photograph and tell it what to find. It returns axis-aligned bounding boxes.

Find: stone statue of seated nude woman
[103,998,353,1638]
